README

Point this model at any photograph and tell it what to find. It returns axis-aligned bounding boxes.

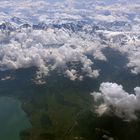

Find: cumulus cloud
[0,22,106,83]
[65,69,77,81]
[91,82,140,120]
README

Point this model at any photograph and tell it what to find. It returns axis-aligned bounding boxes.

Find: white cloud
[91,82,140,120]
[127,47,140,74]
[65,69,77,81]
[93,14,118,22]
[0,23,104,82]
[0,76,14,81]
[97,30,140,74]
[0,0,139,81]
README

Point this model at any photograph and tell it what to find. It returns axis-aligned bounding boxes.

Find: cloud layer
[0,0,139,84]
[0,23,106,83]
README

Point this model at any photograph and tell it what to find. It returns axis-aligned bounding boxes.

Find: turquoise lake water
[0,97,31,140]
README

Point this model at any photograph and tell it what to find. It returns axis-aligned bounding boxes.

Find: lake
[0,97,31,140]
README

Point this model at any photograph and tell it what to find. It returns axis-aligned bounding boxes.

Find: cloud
[127,47,140,74]
[0,22,106,83]
[97,29,140,74]
[65,69,77,81]
[0,76,14,81]
[91,82,140,120]
[0,0,139,82]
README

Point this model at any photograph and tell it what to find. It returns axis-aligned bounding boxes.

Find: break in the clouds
[91,82,140,120]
